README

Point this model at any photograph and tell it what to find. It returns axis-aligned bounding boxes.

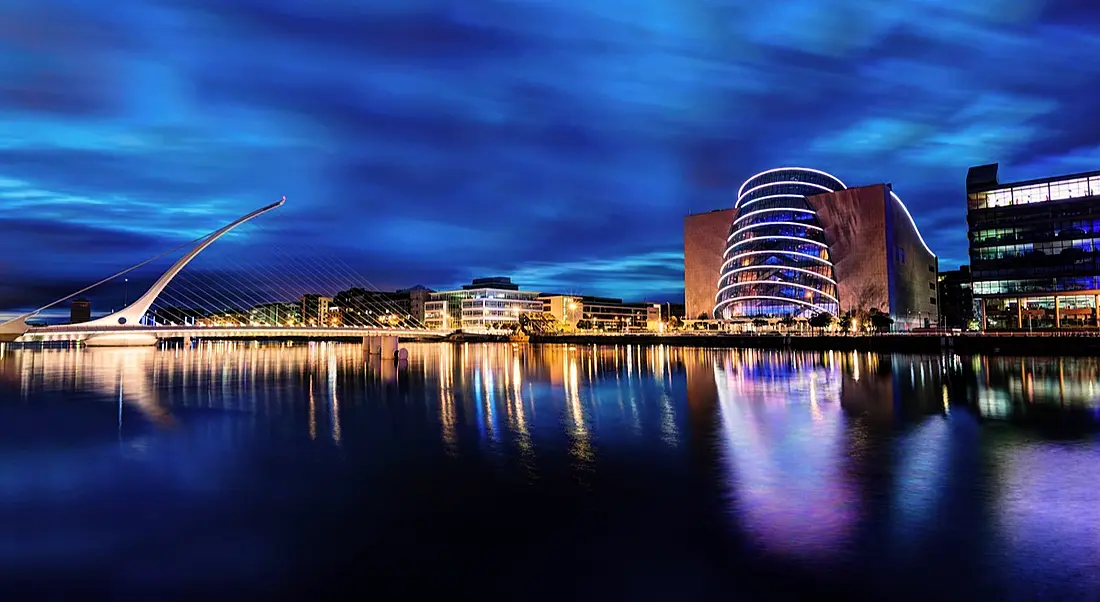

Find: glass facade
[968,165,1100,329]
[714,168,846,318]
[425,288,544,330]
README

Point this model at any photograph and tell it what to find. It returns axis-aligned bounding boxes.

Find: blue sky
[3,0,1100,311]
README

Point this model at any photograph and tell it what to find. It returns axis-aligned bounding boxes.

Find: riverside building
[424,277,544,331]
[967,163,1100,329]
[685,167,939,330]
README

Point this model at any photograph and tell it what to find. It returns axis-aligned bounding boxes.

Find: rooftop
[462,277,519,291]
[967,163,1100,193]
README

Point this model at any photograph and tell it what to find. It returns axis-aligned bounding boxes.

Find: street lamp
[124,278,129,306]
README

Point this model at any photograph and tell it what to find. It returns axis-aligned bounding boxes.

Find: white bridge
[16,325,443,347]
[0,197,449,347]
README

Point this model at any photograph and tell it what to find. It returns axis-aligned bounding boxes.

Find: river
[0,342,1097,599]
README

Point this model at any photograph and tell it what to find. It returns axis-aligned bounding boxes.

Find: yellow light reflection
[328,351,341,445]
[566,357,592,464]
[439,344,457,452]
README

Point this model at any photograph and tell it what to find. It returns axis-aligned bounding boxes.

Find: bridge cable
[26,231,214,317]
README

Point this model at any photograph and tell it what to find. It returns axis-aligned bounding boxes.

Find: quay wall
[527,333,1100,356]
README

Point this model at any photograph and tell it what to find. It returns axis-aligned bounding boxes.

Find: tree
[697,312,710,320]
[780,315,795,329]
[839,312,852,333]
[854,282,887,313]
[752,318,768,329]
[808,312,834,332]
[868,309,894,332]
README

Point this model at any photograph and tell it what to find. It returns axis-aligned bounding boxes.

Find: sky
[3,0,1100,313]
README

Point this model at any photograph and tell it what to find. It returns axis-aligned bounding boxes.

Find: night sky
[3,0,1100,314]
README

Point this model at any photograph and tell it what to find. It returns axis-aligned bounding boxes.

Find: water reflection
[713,351,856,564]
[0,342,1099,596]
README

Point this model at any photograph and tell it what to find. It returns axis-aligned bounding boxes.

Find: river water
[0,342,1098,600]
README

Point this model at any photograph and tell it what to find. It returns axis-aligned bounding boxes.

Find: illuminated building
[716,167,846,319]
[332,286,433,326]
[684,208,737,320]
[540,294,662,331]
[300,294,332,326]
[400,285,432,323]
[685,167,939,329]
[541,295,584,327]
[424,278,664,332]
[249,302,300,326]
[967,163,1100,329]
[70,298,91,324]
[424,277,544,330]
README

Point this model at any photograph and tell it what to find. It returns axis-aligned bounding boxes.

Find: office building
[424,277,544,330]
[70,298,91,324]
[540,294,662,331]
[332,286,433,326]
[300,294,332,326]
[249,302,300,326]
[401,286,432,323]
[541,295,584,326]
[686,167,939,329]
[967,163,1100,329]
[937,266,974,329]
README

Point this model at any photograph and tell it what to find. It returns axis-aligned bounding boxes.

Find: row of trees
[800,309,894,333]
[693,309,896,333]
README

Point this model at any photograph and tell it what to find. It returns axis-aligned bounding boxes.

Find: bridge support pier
[381,335,398,359]
[364,335,399,358]
[363,336,380,356]
[183,335,192,348]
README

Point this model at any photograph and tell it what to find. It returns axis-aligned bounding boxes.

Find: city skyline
[4,1,1100,312]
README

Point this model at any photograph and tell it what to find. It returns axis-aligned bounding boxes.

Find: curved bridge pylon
[0,197,286,343]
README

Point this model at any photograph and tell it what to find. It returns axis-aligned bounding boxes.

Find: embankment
[526,333,1100,356]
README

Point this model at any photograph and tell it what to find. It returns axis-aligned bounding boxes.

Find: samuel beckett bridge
[0,198,445,350]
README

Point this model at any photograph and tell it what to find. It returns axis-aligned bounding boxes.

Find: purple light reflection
[994,443,1100,591]
[713,356,858,564]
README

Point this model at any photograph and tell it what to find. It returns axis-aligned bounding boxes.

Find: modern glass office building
[714,168,846,318]
[424,277,545,330]
[967,163,1100,329]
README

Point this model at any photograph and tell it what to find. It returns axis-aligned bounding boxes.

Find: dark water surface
[1,342,1099,600]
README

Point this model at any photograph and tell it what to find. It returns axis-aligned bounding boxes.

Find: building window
[928,264,935,273]
[896,247,905,264]
[930,297,937,305]
[929,282,936,290]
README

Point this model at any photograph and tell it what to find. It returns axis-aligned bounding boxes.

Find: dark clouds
[3,0,1100,312]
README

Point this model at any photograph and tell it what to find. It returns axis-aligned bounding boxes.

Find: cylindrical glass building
[714,167,846,319]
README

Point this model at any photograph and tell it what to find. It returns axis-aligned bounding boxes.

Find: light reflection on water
[0,342,1099,597]
[714,353,856,564]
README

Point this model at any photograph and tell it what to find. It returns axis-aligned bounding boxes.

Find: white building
[540,294,662,332]
[425,277,545,331]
